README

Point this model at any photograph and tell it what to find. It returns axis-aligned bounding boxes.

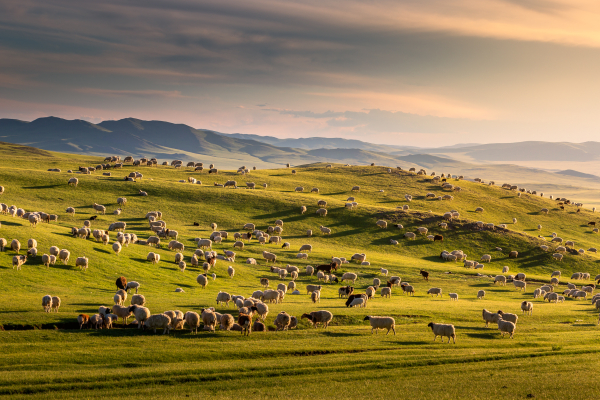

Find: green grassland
[1,144,600,399]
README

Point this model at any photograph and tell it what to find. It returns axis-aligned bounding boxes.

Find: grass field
[1,144,600,399]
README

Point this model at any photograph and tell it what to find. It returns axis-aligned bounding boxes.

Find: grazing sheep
[494,275,507,285]
[364,316,396,335]
[376,220,388,229]
[306,285,322,294]
[427,288,442,297]
[77,314,90,329]
[75,256,89,271]
[273,311,292,331]
[196,274,209,289]
[301,310,333,328]
[477,290,486,299]
[42,295,53,312]
[482,309,501,328]
[341,272,358,284]
[427,322,456,344]
[449,293,458,301]
[381,287,391,298]
[144,314,172,334]
[497,318,516,339]
[521,301,533,315]
[402,284,415,295]
[111,305,133,325]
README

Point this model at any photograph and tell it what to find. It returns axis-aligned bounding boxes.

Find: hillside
[1,144,600,398]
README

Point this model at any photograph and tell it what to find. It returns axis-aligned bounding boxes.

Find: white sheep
[364,316,395,335]
[427,322,456,344]
[144,313,172,334]
[477,290,485,299]
[482,309,500,327]
[497,318,515,339]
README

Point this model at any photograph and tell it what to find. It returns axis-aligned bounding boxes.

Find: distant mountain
[0,117,453,169]
[412,141,600,162]
[219,132,410,153]
[556,169,600,180]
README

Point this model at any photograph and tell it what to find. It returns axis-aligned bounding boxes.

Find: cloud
[76,88,188,98]
[1,0,600,146]
[270,108,492,134]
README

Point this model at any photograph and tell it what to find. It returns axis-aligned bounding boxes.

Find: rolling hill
[1,143,600,398]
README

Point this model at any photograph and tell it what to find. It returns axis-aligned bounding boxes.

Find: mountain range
[1,116,600,177]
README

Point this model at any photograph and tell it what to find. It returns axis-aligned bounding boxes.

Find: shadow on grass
[464,333,496,339]
[93,248,112,255]
[22,184,63,189]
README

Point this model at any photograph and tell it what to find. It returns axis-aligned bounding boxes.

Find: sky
[1,0,599,146]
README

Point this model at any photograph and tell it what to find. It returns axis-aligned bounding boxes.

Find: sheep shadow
[93,248,112,255]
[0,221,23,227]
[319,331,362,337]
[22,184,62,189]
[464,333,495,339]
[172,283,196,289]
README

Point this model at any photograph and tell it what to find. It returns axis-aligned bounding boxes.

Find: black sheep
[116,276,127,291]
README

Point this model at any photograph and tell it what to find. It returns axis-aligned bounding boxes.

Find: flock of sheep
[2,157,599,342]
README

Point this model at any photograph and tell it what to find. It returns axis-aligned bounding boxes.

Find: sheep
[42,295,53,312]
[427,322,456,344]
[219,314,235,331]
[513,280,526,291]
[376,220,388,229]
[144,314,172,334]
[274,311,292,331]
[404,232,416,240]
[480,254,491,262]
[494,275,507,285]
[131,294,146,306]
[364,316,396,335]
[262,251,277,264]
[449,293,458,301]
[497,317,516,339]
[341,272,358,284]
[196,273,209,289]
[482,309,501,328]
[201,309,217,332]
[168,240,185,252]
[75,256,89,271]
[111,305,133,325]
[306,265,314,276]
[216,291,232,307]
[349,297,366,307]
[298,244,313,253]
[108,221,126,231]
[129,305,151,329]
[300,206,307,214]
[381,287,392,298]
[427,288,442,297]
[477,290,486,299]
[11,239,21,254]
[77,314,90,329]
[68,177,79,187]
[402,285,415,295]
[497,311,518,325]
[316,208,327,217]
[301,310,333,328]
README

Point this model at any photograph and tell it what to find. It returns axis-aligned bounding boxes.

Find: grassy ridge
[0,145,599,398]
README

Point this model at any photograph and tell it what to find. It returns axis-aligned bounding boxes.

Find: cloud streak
[0,0,600,145]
